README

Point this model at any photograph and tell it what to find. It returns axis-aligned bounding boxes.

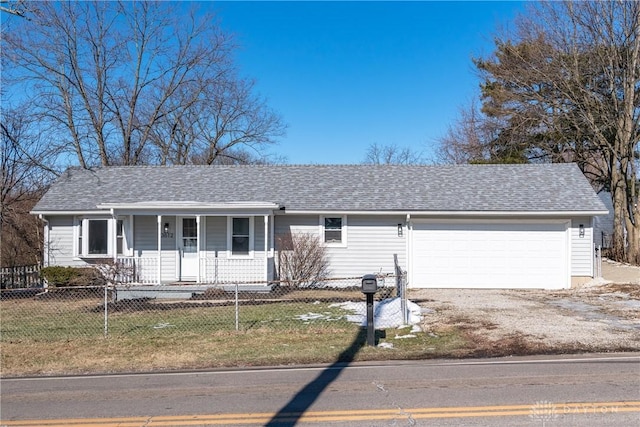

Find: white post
[196,215,201,283]
[264,215,269,283]
[157,215,162,285]
[270,213,275,257]
[40,215,50,267]
[111,209,117,262]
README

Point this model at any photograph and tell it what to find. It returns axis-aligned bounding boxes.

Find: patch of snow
[294,312,341,322]
[152,322,174,329]
[394,334,416,339]
[329,297,423,328]
[377,342,394,349]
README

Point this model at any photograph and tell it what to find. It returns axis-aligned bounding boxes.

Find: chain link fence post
[104,284,109,337]
[235,282,240,331]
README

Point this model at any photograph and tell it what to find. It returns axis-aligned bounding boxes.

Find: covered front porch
[99,201,280,286]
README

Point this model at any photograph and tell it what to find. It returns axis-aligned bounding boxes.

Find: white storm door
[178,217,198,280]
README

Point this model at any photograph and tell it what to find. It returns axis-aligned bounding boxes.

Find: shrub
[40,266,80,287]
[276,232,329,288]
[41,266,105,287]
[69,267,106,287]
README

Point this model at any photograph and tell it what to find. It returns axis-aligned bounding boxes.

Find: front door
[179,217,198,281]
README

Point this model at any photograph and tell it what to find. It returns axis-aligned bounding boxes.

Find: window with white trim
[116,219,125,255]
[321,215,347,246]
[75,217,130,257]
[228,217,254,257]
[75,218,110,256]
[77,220,83,255]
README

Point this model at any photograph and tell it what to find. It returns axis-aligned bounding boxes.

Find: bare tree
[1,105,58,266]
[150,76,285,165]
[436,99,509,164]
[0,0,30,18]
[362,143,424,165]
[2,1,285,167]
[464,1,639,263]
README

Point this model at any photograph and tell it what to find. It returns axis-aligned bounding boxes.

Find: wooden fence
[0,265,42,289]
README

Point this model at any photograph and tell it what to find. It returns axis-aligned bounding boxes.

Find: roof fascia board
[106,209,276,216]
[97,202,280,210]
[94,202,280,216]
[282,210,609,217]
[31,210,111,216]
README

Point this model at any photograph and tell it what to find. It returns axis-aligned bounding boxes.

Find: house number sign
[161,232,174,238]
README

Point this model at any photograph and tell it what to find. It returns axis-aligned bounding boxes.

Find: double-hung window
[228,217,253,257]
[321,215,347,246]
[116,219,125,255]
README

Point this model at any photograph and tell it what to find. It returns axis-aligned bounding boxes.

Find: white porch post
[196,215,201,283]
[111,209,117,262]
[264,215,269,282]
[269,214,275,257]
[157,215,162,285]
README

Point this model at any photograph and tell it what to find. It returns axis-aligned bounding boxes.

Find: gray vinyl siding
[204,216,226,257]
[203,216,268,258]
[274,214,407,280]
[326,216,407,278]
[275,214,318,235]
[253,216,267,258]
[134,215,176,282]
[47,216,84,266]
[571,217,593,277]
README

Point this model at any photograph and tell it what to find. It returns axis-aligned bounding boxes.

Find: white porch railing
[115,256,268,284]
[200,257,266,284]
[116,257,158,285]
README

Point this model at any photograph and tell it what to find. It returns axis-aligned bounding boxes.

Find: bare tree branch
[3,1,285,167]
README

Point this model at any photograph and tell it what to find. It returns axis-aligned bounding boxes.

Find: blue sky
[210,1,525,165]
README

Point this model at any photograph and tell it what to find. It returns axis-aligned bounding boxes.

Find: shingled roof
[32,163,607,213]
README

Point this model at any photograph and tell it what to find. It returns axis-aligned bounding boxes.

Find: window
[182,218,197,253]
[78,220,83,255]
[87,219,108,255]
[322,216,347,246]
[75,217,130,257]
[116,219,124,255]
[232,217,250,255]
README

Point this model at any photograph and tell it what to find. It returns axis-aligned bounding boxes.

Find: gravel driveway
[410,259,640,355]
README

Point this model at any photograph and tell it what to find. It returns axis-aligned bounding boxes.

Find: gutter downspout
[38,214,50,268]
[157,215,162,285]
[38,215,49,294]
[406,213,411,287]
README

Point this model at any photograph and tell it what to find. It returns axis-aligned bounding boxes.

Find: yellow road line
[3,401,639,426]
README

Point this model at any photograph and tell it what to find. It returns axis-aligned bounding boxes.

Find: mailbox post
[361,274,378,346]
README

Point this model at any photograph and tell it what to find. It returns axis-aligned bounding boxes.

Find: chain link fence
[1,274,410,341]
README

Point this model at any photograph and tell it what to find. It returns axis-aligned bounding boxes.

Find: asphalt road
[1,353,639,426]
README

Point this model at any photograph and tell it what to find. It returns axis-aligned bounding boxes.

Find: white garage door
[411,221,569,289]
